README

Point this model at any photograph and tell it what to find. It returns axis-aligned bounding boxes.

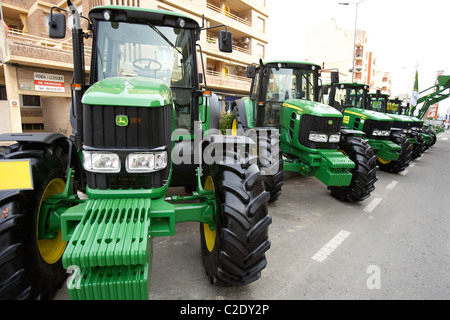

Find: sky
[265,0,450,115]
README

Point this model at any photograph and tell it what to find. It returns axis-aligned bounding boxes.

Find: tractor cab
[322,82,368,112]
[247,61,321,128]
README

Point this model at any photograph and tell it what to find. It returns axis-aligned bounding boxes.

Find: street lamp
[339,0,366,83]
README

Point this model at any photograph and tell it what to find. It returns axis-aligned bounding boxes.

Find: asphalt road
[54,130,450,301]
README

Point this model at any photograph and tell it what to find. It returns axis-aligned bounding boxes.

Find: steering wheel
[133,58,162,72]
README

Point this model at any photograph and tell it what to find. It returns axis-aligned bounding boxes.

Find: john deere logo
[116,115,128,127]
[328,120,333,125]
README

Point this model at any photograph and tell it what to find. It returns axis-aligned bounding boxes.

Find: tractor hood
[282,99,342,117]
[343,108,393,122]
[385,113,414,123]
[82,77,172,107]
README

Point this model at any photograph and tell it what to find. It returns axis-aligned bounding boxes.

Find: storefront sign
[34,72,65,93]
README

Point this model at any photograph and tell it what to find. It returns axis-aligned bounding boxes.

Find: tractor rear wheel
[257,130,284,202]
[378,132,412,173]
[0,142,67,299]
[329,135,378,202]
[200,152,271,286]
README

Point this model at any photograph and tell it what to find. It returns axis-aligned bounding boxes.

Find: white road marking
[386,180,398,190]
[311,230,351,262]
[441,137,448,140]
[399,169,409,176]
[364,197,382,213]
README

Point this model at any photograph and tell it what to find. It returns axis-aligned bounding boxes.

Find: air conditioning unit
[241,37,250,44]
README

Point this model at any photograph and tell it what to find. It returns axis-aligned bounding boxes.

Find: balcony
[204,69,251,94]
[206,1,251,27]
[3,28,91,70]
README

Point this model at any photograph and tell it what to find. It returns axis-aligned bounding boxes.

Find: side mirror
[246,65,256,79]
[218,30,232,53]
[49,13,66,39]
[331,71,339,84]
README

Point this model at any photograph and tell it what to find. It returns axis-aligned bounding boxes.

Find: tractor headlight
[126,151,167,172]
[329,134,341,143]
[402,129,412,134]
[372,129,390,136]
[126,153,155,172]
[83,151,120,173]
[309,133,328,142]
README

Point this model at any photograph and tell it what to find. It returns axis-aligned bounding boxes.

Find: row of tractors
[0,2,447,300]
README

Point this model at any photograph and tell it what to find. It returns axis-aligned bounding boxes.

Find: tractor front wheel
[329,135,378,202]
[200,152,271,286]
[378,132,412,173]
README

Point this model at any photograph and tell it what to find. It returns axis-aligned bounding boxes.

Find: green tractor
[321,82,412,173]
[0,2,272,300]
[388,98,436,150]
[368,92,426,159]
[231,61,378,202]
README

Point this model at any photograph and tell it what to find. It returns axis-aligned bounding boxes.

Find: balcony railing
[6,28,91,57]
[205,69,251,83]
[206,2,251,27]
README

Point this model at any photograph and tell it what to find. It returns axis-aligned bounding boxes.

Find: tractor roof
[89,5,200,29]
[263,60,321,70]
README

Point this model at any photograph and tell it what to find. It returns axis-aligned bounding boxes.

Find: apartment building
[0,0,268,135]
[305,18,392,95]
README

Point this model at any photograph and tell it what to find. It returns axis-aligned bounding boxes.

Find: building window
[22,123,44,132]
[257,17,265,32]
[22,95,41,108]
[256,43,265,59]
[0,86,7,100]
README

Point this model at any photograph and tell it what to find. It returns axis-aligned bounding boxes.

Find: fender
[233,97,254,129]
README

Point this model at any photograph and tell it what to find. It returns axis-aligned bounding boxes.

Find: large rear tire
[200,152,271,286]
[329,136,378,202]
[0,142,68,299]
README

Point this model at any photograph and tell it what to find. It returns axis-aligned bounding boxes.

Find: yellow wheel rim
[36,178,67,264]
[203,176,216,252]
[377,156,391,164]
[231,119,237,136]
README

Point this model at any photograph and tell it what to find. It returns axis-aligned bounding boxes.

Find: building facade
[305,18,392,95]
[0,0,268,135]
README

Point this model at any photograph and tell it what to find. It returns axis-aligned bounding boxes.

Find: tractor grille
[83,104,172,190]
[298,114,342,149]
[362,119,391,140]
[391,120,413,137]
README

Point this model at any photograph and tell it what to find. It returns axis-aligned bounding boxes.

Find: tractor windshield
[262,67,315,127]
[369,96,388,113]
[95,20,194,88]
[267,67,315,102]
[332,87,366,111]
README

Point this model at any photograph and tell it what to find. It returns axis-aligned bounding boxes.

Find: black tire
[377,132,412,173]
[328,136,378,202]
[200,152,271,286]
[412,132,426,159]
[257,129,284,203]
[0,142,68,299]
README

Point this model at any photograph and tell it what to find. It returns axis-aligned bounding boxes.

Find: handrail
[206,2,251,27]
[6,28,91,56]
